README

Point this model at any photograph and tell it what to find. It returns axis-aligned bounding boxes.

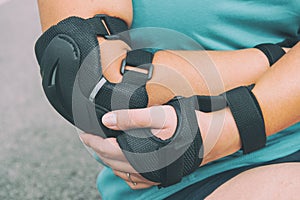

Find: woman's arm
[38,0,297,189]
[37,0,286,107]
[102,47,277,106]
[148,48,271,105]
[253,42,300,135]
[201,42,300,164]
[37,0,133,31]
[79,43,300,190]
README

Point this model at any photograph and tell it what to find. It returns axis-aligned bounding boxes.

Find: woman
[37,0,300,199]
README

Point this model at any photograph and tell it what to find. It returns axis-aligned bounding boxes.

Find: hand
[81,103,242,190]
[80,105,177,189]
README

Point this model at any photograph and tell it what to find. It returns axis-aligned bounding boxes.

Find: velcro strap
[254,43,285,66]
[161,96,203,186]
[162,155,184,186]
[91,14,128,35]
[197,95,228,112]
[223,86,266,154]
[86,17,109,36]
[277,36,300,48]
[87,15,129,42]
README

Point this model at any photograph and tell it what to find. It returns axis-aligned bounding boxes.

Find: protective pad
[35,15,147,137]
[254,43,285,66]
[118,85,266,185]
[117,96,203,187]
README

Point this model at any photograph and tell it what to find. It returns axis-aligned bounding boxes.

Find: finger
[87,146,134,172]
[113,170,158,185]
[102,105,176,131]
[125,181,154,190]
[101,157,137,173]
[80,134,125,160]
[113,170,144,183]
[80,133,104,149]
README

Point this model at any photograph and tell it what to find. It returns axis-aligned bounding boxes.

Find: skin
[206,163,300,200]
[81,43,300,191]
[38,0,300,196]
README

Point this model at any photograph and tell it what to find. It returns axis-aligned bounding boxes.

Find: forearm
[253,42,300,135]
[147,48,270,105]
[202,42,300,164]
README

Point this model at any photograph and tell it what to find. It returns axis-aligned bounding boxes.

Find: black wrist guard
[254,43,285,66]
[117,96,203,187]
[118,85,266,186]
[254,36,300,66]
[277,36,300,48]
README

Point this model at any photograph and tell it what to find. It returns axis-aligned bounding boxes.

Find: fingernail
[102,113,117,127]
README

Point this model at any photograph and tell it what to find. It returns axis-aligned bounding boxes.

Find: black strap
[126,50,154,67]
[162,155,184,186]
[159,96,202,187]
[196,95,227,113]
[254,43,285,66]
[121,49,154,82]
[223,86,266,154]
[277,36,300,48]
[87,15,128,37]
[160,98,185,187]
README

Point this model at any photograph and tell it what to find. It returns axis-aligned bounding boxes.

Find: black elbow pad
[35,15,149,137]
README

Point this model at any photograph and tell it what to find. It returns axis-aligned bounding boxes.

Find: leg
[206,163,300,200]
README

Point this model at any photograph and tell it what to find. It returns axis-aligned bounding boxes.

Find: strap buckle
[120,58,154,80]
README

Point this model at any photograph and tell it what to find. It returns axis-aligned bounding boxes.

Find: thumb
[102,105,177,131]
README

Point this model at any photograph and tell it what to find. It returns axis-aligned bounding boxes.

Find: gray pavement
[0,1,102,199]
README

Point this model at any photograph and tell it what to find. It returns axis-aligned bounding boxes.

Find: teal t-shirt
[97,1,300,199]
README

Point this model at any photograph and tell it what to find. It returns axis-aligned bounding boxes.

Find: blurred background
[0,0,102,199]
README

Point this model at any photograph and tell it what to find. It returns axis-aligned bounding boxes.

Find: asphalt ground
[0,1,102,199]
